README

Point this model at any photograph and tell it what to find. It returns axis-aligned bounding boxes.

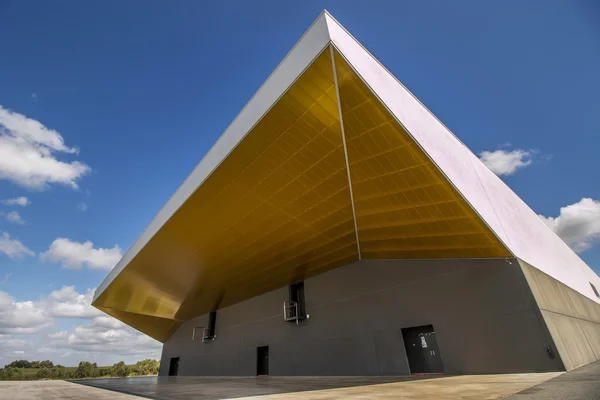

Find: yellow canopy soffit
[94,45,509,341]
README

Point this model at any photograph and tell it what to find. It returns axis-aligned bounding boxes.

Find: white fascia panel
[471,158,600,301]
[325,14,600,304]
[94,12,333,301]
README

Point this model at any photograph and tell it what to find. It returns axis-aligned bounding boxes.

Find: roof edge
[94,11,334,302]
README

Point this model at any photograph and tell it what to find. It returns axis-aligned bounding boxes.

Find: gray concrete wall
[160,258,563,376]
[519,260,600,370]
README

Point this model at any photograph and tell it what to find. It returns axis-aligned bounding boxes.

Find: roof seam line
[329,42,512,259]
[330,44,362,260]
[466,152,514,254]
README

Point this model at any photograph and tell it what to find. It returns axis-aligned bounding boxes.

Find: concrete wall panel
[161,258,563,376]
[519,259,600,371]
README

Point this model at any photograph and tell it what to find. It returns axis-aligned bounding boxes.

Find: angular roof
[93,11,600,342]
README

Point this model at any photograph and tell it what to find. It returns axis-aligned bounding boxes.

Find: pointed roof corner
[320,10,345,41]
[321,9,339,25]
[321,9,336,25]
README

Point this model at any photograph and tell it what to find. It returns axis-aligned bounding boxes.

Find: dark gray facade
[159,258,564,376]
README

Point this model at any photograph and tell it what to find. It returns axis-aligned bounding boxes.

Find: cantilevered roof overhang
[93,11,600,342]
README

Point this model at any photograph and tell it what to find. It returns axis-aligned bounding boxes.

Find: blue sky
[0,0,599,366]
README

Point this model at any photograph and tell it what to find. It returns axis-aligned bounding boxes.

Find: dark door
[290,281,306,319]
[402,325,443,373]
[168,357,180,376]
[257,346,269,375]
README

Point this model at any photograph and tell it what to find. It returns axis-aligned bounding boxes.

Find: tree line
[5,360,58,369]
[0,359,160,381]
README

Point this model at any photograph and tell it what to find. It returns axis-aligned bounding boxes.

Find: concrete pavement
[71,373,561,400]
[233,373,562,400]
[2,360,599,399]
[0,379,140,399]
[507,359,600,399]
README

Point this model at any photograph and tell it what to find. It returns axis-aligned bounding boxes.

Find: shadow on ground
[70,375,439,400]
[507,360,600,400]
[69,361,600,400]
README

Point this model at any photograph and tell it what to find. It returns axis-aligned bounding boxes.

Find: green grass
[16,365,139,379]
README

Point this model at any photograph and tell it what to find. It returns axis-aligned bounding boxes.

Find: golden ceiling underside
[94,46,510,342]
[333,52,510,259]
[93,49,358,341]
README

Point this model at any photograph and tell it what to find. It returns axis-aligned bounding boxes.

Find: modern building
[93,11,600,377]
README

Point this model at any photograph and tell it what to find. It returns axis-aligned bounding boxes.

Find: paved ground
[2,361,599,399]
[507,359,600,399]
[231,374,562,400]
[0,379,139,399]
[72,376,431,399]
[71,373,561,400]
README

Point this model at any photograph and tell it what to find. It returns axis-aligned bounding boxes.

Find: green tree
[132,359,160,376]
[39,360,54,369]
[0,367,25,380]
[74,361,97,378]
[110,361,130,378]
[35,367,51,380]
[7,360,30,369]
[49,368,59,380]
[64,370,76,380]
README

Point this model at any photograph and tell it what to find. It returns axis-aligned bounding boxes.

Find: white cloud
[5,211,24,225]
[0,336,30,352]
[0,281,142,365]
[0,232,35,259]
[0,105,91,190]
[0,274,10,285]
[479,147,534,176]
[48,316,161,357]
[0,291,52,334]
[1,197,30,207]
[45,286,102,319]
[0,286,103,335]
[76,201,88,212]
[0,286,160,367]
[541,198,600,253]
[40,238,122,270]
[31,93,37,101]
